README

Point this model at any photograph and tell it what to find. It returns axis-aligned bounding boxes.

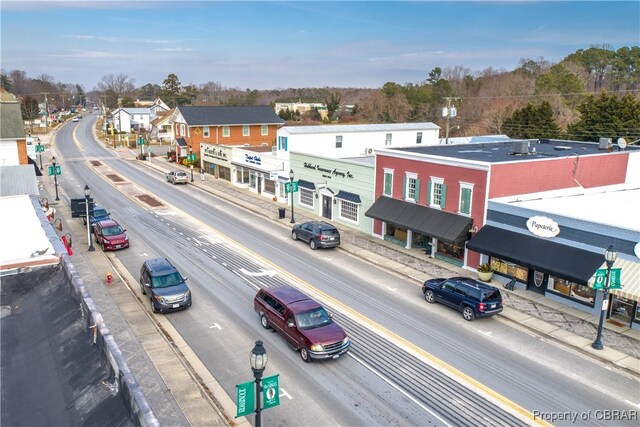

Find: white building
[112,108,152,132]
[275,123,440,160]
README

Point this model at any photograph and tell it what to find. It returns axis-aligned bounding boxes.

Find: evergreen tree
[566,93,640,141]
[503,101,560,139]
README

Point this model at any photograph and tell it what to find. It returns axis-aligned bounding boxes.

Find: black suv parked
[291,221,340,250]
[139,258,192,313]
[422,277,503,321]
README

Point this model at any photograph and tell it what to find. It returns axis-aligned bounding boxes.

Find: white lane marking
[280,388,292,400]
[232,271,260,291]
[387,287,397,292]
[478,330,493,337]
[348,352,452,427]
[192,237,205,247]
[239,268,277,278]
[209,323,221,330]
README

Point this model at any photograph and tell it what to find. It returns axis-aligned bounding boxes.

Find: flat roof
[389,139,638,163]
[493,185,640,232]
[282,122,439,134]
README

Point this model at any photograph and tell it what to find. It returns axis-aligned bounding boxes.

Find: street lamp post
[591,245,617,350]
[250,341,268,427]
[51,156,60,201]
[84,185,95,252]
[289,169,295,224]
[37,142,43,170]
[189,147,194,182]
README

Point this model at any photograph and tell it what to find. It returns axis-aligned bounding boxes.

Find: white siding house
[112,108,151,132]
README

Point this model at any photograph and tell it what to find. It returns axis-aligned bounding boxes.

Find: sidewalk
[138,148,639,376]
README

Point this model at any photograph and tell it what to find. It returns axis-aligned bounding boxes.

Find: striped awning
[588,257,640,301]
[298,179,315,190]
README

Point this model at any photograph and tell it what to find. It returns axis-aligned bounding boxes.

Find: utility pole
[41,92,50,130]
[442,97,460,144]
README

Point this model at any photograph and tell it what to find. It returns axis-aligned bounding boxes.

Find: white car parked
[166,170,189,185]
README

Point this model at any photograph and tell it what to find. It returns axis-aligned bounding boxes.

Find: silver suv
[166,170,189,185]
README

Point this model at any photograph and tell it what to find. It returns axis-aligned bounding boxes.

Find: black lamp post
[51,156,60,201]
[37,142,43,170]
[84,185,95,252]
[592,245,617,350]
[189,147,194,182]
[289,169,295,224]
[250,340,268,427]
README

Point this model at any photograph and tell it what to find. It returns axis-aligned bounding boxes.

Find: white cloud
[153,47,195,52]
[46,50,126,59]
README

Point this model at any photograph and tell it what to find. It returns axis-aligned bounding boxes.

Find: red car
[93,219,130,251]
[254,286,350,362]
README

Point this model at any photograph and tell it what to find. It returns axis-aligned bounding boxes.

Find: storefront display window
[218,166,231,181]
[264,179,275,195]
[236,167,249,184]
[490,258,528,282]
[547,276,595,306]
[610,296,634,324]
[249,171,256,189]
[436,241,463,261]
[384,224,407,246]
[636,305,640,323]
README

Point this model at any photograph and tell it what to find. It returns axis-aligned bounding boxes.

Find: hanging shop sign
[526,216,560,238]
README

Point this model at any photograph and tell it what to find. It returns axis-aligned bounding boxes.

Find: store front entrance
[322,195,332,219]
[528,270,547,295]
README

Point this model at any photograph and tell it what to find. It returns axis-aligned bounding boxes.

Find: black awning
[298,179,315,190]
[335,190,361,204]
[175,138,187,147]
[365,197,472,243]
[466,225,603,284]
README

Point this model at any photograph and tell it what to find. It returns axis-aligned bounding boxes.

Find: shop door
[527,270,547,295]
[322,195,332,219]
[257,177,262,194]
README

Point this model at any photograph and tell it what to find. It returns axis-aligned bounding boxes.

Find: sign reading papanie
[527,216,560,238]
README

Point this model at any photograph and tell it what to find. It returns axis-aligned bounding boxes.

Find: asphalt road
[50,114,640,426]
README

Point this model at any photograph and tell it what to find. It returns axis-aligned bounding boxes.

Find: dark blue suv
[422,277,503,321]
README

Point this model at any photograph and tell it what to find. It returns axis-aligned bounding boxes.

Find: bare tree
[95,74,136,96]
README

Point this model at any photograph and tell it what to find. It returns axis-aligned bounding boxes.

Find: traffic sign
[48,165,61,176]
[284,181,299,193]
[235,380,255,418]
[36,144,45,153]
[187,153,197,162]
[137,136,145,146]
[262,375,280,409]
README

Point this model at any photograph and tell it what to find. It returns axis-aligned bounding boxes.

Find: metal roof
[0,92,25,139]
[0,165,40,196]
[177,106,285,126]
[388,139,639,163]
[282,122,439,134]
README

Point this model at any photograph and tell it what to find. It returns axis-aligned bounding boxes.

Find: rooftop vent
[553,145,572,150]
[599,137,612,150]
[513,141,529,155]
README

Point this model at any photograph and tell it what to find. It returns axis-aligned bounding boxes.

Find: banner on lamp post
[235,380,255,418]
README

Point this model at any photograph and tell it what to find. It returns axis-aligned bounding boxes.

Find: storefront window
[385,224,407,245]
[264,179,275,195]
[436,241,463,261]
[490,258,528,282]
[236,167,249,184]
[300,188,314,207]
[636,305,640,323]
[610,296,634,324]
[339,200,358,223]
[218,166,231,181]
[547,276,595,305]
[249,171,256,189]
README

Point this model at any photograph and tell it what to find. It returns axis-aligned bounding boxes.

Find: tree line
[2,44,639,143]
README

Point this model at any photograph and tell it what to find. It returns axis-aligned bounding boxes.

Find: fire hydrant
[106,272,113,285]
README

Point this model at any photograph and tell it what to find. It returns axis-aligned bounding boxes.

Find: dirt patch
[106,174,124,182]
[90,160,102,167]
[135,194,164,207]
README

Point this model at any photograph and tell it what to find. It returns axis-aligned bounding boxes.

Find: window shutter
[403,176,407,199]
[414,179,420,202]
[427,182,432,205]
[440,184,447,208]
[460,188,471,214]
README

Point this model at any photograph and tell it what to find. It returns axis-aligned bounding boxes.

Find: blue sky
[1,1,639,91]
